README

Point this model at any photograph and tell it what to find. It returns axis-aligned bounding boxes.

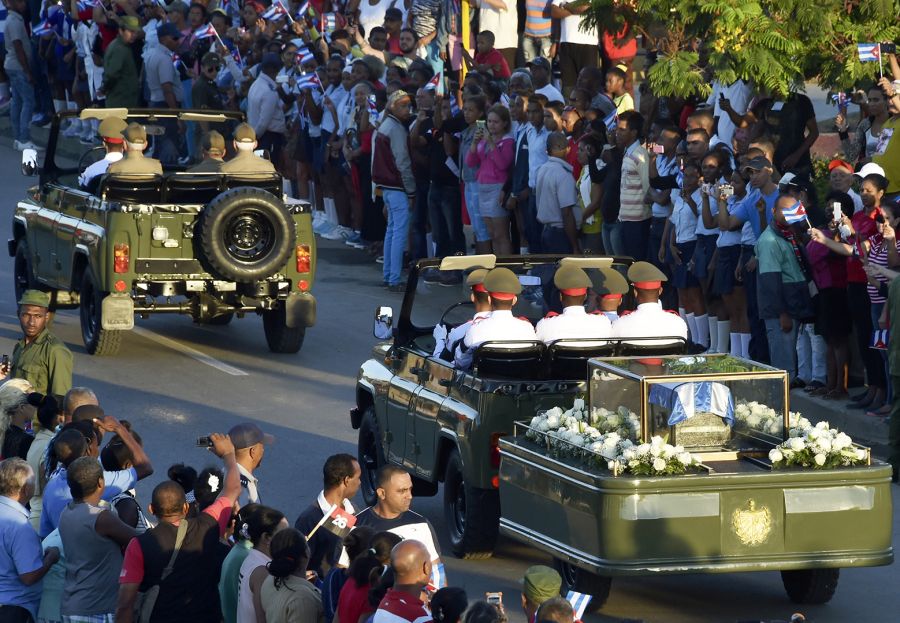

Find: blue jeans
[602,221,624,256]
[620,219,651,261]
[383,189,411,286]
[464,181,491,243]
[764,318,799,381]
[8,69,34,143]
[428,183,464,257]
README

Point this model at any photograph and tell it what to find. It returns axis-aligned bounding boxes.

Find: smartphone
[882,42,897,54]
[832,201,842,223]
[720,184,734,198]
[652,144,664,155]
[1,354,8,371]
[196,436,213,447]
[475,119,486,131]
[485,592,503,605]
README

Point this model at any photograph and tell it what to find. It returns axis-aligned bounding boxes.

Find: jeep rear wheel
[262,305,305,353]
[781,568,839,604]
[444,448,499,559]
[358,407,385,506]
[555,558,612,611]
[200,188,296,282]
[14,240,36,301]
[80,269,121,355]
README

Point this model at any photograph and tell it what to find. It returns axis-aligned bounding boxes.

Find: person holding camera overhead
[226,423,275,507]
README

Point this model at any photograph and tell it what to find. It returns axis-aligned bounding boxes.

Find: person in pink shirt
[466,104,516,254]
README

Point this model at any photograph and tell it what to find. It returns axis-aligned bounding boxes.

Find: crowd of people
[0,374,598,623]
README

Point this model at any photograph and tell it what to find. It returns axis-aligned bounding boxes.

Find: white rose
[662,445,676,459]
[546,415,560,429]
[677,452,693,466]
[817,438,832,453]
[769,448,784,463]
[636,444,651,457]
[650,445,663,457]
[628,459,640,468]
[815,421,830,431]
[652,458,667,471]
[569,435,585,447]
[650,435,664,446]
[746,414,761,428]
[622,449,635,461]
[789,438,805,452]
[855,449,867,461]
[814,453,826,466]
[538,421,550,432]
[546,407,563,418]
[833,433,851,451]
[530,416,542,427]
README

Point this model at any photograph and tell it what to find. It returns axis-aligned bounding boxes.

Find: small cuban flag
[32,18,56,37]
[424,70,443,96]
[261,1,287,20]
[872,329,889,350]
[321,11,337,32]
[367,93,378,117]
[565,591,592,621]
[295,46,315,65]
[295,0,310,19]
[193,23,218,40]
[229,45,244,69]
[782,200,808,225]
[604,109,618,132]
[173,53,184,70]
[297,71,322,91]
[858,43,880,62]
[450,96,460,116]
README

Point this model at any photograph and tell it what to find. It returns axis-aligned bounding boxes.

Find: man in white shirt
[527,57,565,104]
[536,265,611,343]
[78,117,127,191]
[706,79,751,148]
[433,269,493,359]
[227,422,274,507]
[247,53,288,162]
[612,262,688,346]
[550,0,600,94]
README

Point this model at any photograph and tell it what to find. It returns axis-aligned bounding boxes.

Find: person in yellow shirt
[872,77,900,195]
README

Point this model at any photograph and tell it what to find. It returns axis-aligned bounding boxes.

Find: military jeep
[9,109,316,355]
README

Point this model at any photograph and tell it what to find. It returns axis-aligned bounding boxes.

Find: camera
[720,184,734,198]
[485,592,503,605]
[196,436,213,447]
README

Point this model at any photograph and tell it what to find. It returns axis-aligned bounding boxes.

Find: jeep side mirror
[374,306,393,340]
[21,148,38,176]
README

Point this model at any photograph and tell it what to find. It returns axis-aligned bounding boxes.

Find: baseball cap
[72,404,104,423]
[521,565,561,604]
[157,22,183,40]
[201,52,223,68]
[741,155,772,171]
[855,162,886,179]
[527,57,551,71]
[828,159,853,174]
[119,16,142,32]
[228,423,275,449]
[17,290,51,308]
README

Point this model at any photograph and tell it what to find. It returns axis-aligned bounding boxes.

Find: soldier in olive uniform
[220,123,277,174]
[107,123,164,175]
[101,16,142,109]
[188,131,226,172]
[0,291,73,404]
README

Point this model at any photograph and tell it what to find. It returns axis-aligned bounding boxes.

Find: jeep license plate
[101,296,135,331]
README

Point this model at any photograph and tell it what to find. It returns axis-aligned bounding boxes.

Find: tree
[583,0,900,98]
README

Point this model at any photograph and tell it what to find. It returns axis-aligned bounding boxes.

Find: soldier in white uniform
[611,262,688,346]
[454,267,536,368]
[535,265,611,343]
[433,269,492,360]
[78,117,128,190]
[589,267,629,323]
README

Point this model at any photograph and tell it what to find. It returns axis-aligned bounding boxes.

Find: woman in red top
[335,530,400,623]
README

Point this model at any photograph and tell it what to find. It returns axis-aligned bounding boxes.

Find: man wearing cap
[611,262,688,345]
[520,564,562,623]
[228,422,274,506]
[590,266,629,323]
[192,52,228,139]
[0,291,72,405]
[220,123,277,174]
[101,15,141,109]
[827,159,864,213]
[79,116,128,190]
[188,131,227,172]
[432,269,493,360]
[454,268,536,368]
[528,57,565,104]
[721,154,779,240]
[536,265,612,343]
[145,22,184,164]
[107,123,164,175]
[247,52,287,162]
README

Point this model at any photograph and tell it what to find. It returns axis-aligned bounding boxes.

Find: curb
[790,389,889,450]
[0,116,88,163]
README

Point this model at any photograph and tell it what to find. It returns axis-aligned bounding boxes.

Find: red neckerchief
[773,220,811,279]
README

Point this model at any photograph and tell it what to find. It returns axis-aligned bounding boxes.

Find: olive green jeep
[9,109,316,355]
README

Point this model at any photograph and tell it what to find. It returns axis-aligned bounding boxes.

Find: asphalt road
[1,140,897,623]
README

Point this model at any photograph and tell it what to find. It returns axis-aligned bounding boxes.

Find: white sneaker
[334,225,354,240]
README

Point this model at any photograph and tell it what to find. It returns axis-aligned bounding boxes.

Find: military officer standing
[590,267,629,323]
[454,268,536,368]
[78,117,128,190]
[188,131,227,173]
[433,269,492,359]
[0,291,73,404]
[107,123,164,175]
[536,265,612,343]
[220,123,277,174]
[611,262,688,345]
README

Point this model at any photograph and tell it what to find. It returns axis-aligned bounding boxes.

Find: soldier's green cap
[18,290,51,309]
[466,268,489,292]
[233,123,257,143]
[483,267,521,300]
[201,51,223,68]
[202,130,226,154]
[98,116,127,142]
[592,267,629,297]
[521,565,561,604]
[553,264,592,295]
[122,122,148,144]
[119,16,142,32]
[627,261,668,289]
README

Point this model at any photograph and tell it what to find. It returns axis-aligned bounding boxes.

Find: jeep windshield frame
[42,108,247,186]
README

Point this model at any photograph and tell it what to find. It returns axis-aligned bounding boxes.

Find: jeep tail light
[489,432,504,469]
[296,244,311,273]
[114,243,130,273]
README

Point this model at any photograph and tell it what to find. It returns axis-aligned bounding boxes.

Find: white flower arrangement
[769,418,868,469]
[526,399,702,476]
[733,400,803,436]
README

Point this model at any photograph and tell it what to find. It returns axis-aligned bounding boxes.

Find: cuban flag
[32,19,55,37]
[295,0,309,18]
[858,43,880,62]
[321,11,337,32]
[229,45,244,68]
[173,54,184,70]
[424,70,443,96]
[262,1,287,20]
[297,71,321,91]
[565,591,592,621]
[193,23,218,40]
[367,94,378,117]
[295,46,314,65]
[831,92,849,113]
[604,110,618,132]
[872,329,889,350]
[783,200,808,225]
[449,96,460,116]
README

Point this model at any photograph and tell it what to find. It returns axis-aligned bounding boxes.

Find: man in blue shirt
[40,416,153,537]
[725,155,780,239]
[0,458,60,621]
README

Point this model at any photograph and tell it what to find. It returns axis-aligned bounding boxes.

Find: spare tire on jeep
[199,187,296,282]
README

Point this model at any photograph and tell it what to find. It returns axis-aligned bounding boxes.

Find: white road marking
[132,326,249,376]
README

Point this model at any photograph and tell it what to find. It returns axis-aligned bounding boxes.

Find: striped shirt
[866,236,899,304]
[618,141,650,222]
[524,0,551,38]
[373,589,431,623]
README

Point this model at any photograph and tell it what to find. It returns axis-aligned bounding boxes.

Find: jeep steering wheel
[439,301,473,328]
[77,146,107,175]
